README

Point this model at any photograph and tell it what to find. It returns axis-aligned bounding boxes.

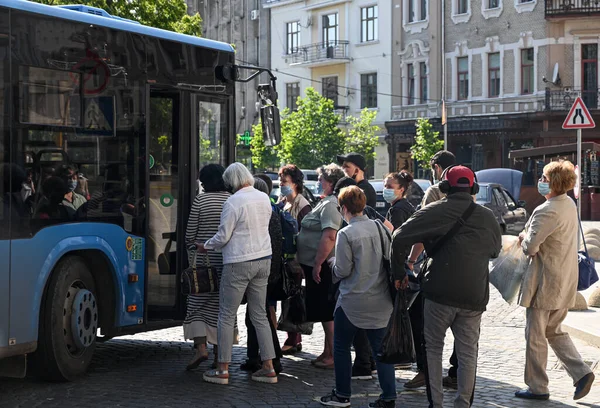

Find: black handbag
[374,219,395,300]
[268,258,301,301]
[181,251,219,295]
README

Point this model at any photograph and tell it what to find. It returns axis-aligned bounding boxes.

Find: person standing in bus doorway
[337,152,377,209]
[278,164,311,355]
[59,165,86,211]
[197,163,278,385]
[184,164,232,371]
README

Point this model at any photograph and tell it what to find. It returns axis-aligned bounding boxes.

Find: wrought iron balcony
[544,87,600,110]
[545,0,600,17]
[287,41,350,67]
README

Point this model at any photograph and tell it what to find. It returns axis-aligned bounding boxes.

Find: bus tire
[30,256,98,382]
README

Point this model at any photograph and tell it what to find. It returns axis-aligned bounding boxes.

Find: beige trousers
[525,307,592,394]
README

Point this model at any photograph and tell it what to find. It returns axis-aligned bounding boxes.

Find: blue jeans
[333,307,397,401]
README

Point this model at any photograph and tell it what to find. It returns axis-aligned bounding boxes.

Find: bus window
[197,100,224,168]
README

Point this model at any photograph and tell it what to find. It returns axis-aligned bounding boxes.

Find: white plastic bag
[489,235,529,304]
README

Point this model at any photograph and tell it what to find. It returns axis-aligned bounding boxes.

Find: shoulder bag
[181,251,220,295]
[577,210,599,291]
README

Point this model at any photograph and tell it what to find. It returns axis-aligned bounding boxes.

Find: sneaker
[574,372,595,400]
[320,390,351,407]
[514,389,550,400]
[443,375,458,389]
[351,367,373,380]
[404,371,426,389]
[394,362,413,370]
[368,399,396,408]
[251,368,278,384]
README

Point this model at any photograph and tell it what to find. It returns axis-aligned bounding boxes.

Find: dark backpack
[273,204,299,256]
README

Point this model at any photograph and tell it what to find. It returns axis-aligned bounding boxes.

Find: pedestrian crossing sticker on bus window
[131,238,143,261]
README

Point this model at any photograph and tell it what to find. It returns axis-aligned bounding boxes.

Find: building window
[407,64,415,105]
[408,0,415,22]
[488,0,499,7]
[286,83,300,111]
[582,44,598,109]
[521,48,534,95]
[420,0,427,20]
[322,13,339,46]
[407,0,427,23]
[361,73,378,108]
[420,62,428,104]
[519,0,533,2]
[457,0,468,14]
[457,57,469,100]
[322,76,339,107]
[488,53,500,97]
[286,21,300,55]
[361,5,378,42]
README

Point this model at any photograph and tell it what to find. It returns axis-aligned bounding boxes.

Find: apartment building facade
[387,0,600,182]
[263,0,393,178]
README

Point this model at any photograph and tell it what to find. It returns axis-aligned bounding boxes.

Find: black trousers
[351,329,375,372]
[245,302,283,362]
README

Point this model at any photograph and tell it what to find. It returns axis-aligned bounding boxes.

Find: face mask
[383,188,398,203]
[68,180,78,192]
[280,185,293,197]
[316,181,323,195]
[537,181,551,196]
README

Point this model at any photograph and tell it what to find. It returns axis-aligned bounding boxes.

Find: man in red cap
[391,165,502,408]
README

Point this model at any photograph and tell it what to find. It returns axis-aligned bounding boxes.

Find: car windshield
[476,187,488,202]
[369,180,384,193]
[415,179,431,192]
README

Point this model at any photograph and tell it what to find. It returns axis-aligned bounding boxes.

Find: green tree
[345,108,380,164]
[276,87,345,169]
[250,122,279,170]
[410,118,444,167]
[35,0,202,36]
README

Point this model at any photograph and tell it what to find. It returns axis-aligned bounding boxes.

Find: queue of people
[183,152,594,407]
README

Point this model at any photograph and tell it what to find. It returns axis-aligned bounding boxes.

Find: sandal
[203,369,229,385]
[282,343,302,355]
[186,349,208,371]
[314,360,335,370]
[311,354,326,365]
[251,368,278,384]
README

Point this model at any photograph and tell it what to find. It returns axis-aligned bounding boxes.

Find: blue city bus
[0,0,280,381]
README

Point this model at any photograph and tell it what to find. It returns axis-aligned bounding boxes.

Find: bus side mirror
[261,104,281,146]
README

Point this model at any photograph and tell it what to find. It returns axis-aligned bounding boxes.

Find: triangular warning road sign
[563,96,596,129]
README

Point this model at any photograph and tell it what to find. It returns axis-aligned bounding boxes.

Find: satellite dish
[552,63,561,85]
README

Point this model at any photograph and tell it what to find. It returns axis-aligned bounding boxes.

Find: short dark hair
[253,177,270,196]
[385,171,414,197]
[199,164,226,192]
[333,176,357,196]
[254,173,273,193]
[448,186,472,195]
[338,185,366,215]
[278,164,304,194]
[429,150,456,171]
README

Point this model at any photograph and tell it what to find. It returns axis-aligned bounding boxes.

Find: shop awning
[508,142,600,159]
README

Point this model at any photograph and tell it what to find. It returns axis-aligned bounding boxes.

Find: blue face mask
[280,185,293,197]
[537,181,551,196]
[68,180,78,192]
[316,181,323,195]
[383,188,398,203]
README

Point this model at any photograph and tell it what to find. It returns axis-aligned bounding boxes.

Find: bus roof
[0,0,235,53]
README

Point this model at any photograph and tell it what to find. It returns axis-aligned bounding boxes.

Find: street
[1,288,599,408]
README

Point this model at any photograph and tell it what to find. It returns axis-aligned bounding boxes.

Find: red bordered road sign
[69,50,111,95]
[562,96,596,129]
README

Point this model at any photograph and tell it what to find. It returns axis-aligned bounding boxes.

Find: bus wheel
[30,256,98,382]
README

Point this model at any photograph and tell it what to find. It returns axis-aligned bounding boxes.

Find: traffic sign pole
[577,128,582,222]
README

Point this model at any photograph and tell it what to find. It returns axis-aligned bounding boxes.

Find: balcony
[261,0,302,7]
[544,88,600,110]
[545,0,600,17]
[286,41,350,67]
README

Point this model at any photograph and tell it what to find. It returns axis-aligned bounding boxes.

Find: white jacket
[204,186,272,264]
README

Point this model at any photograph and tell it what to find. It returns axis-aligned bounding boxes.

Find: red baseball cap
[445,165,474,188]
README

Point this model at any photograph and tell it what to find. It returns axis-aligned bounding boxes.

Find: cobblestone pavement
[1,288,600,408]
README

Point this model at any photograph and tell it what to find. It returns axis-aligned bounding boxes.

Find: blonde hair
[543,160,576,195]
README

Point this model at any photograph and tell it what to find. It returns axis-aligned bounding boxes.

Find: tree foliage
[276,88,345,169]
[410,118,444,167]
[250,122,279,171]
[34,0,202,36]
[344,108,380,164]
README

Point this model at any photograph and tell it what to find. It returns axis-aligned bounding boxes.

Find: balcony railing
[545,0,600,17]
[287,41,350,66]
[544,87,600,110]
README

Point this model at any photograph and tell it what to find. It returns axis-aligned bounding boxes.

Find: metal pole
[441,0,447,150]
[444,123,448,150]
[578,128,582,220]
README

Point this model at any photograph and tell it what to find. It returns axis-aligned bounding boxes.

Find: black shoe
[282,343,302,355]
[514,389,550,400]
[574,372,595,400]
[273,358,283,375]
[320,389,350,407]
[240,359,261,372]
[443,375,458,389]
[368,399,396,407]
[351,367,373,380]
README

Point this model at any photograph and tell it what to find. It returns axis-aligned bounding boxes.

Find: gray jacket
[391,193,502,311]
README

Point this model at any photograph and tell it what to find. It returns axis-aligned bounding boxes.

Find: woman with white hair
[197,162,277,385]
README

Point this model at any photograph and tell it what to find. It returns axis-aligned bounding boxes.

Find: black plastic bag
[377,290,415,365]
[277,293,313,335]
[268,258,301,301]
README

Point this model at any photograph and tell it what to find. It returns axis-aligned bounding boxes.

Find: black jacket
[386,198,415,231]
[391,193,502,311]
[357,179,377,209]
